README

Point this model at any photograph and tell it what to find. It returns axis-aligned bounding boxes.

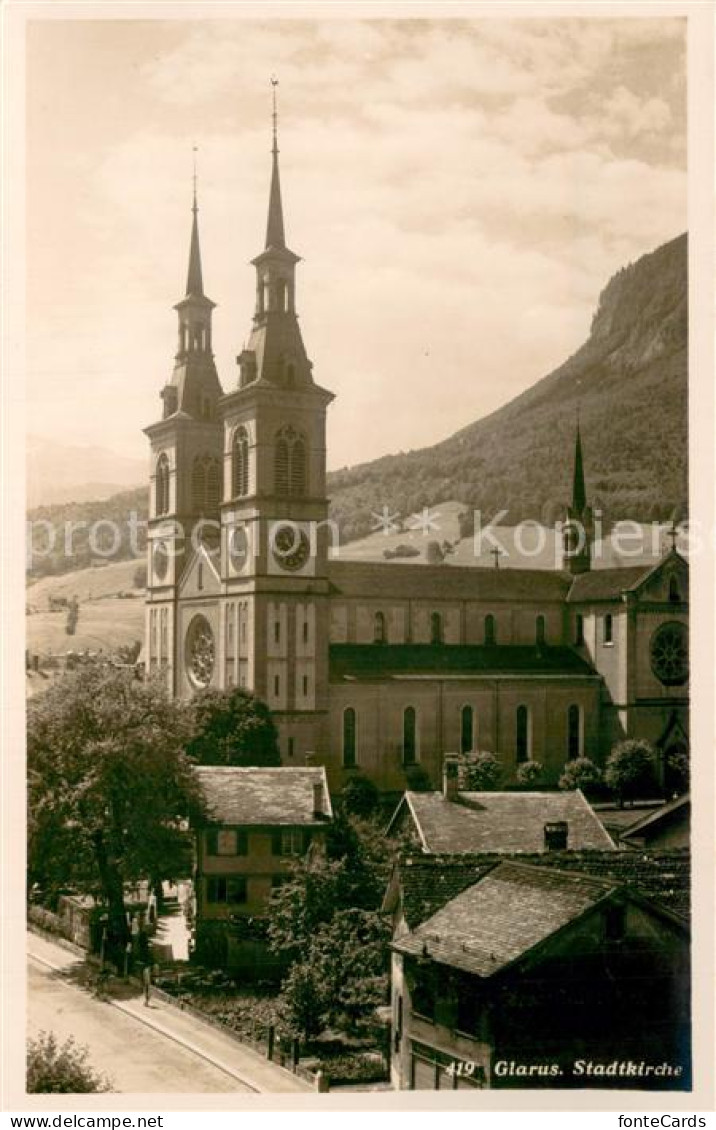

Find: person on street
[142,962,152,1007]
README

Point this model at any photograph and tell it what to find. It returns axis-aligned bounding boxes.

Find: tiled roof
[329,644,597,682]
[395,790,615,853]
[394,861,616,977]
[394,849,690,928]
[566,565,652,603]
[327,560,571,602]
[620,793,690,841]
[193,766,332,826]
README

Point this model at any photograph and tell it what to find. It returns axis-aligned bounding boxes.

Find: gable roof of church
[387,789,615,853]
[329,643,596,682]
[566,550,687,603]
[327,560,571,602]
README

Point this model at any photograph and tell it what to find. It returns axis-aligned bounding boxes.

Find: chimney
[312,780,324,819]
[544,821,568,851]
[442,753,460,800]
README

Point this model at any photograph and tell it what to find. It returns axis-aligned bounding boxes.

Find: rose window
[650,621,688,687]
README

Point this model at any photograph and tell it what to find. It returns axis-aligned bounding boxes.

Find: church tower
[144,178,224,691]
[218,86,335,761]
[563,417,592,575]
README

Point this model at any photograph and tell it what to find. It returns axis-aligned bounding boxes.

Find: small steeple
[265,77,286,250]
[572,412,587,515]
[564,410,591,575]
[186,147,204,296]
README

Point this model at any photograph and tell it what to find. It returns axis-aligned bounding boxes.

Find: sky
[25,16,686,471]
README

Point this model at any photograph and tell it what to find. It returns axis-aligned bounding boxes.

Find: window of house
[403,706,418,765]
[273,828,305,856]
[303,620,309,644]
[274,674,280,697]
[460,705,474,755]
[232,426,249,498]
[288,737,295,759]
[343,707,357,768]
[207,829,248,856]
[206,877,247,905]
[575,614,584,646]
[274,621,281,644]
[604,614,613,645]
[516,705,530,763]
[484,614,496,646]
[567,704,581,760]
[373,611,386,644]
[302,674,309,697]
[536,614,546,646]
[430,612,442,644]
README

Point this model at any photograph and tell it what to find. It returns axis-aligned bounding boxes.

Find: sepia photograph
[6,2,714,1113]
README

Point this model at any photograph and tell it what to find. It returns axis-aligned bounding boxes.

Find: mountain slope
[27,436,145,508]
[328,234,687,540]
[26,234,686,578]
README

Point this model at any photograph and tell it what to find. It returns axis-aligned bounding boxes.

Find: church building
[144,106,689,796]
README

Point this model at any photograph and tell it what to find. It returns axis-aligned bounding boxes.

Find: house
[386,757,615,853]
[193,765,332,972]
[387,859,690,1091]
[619,793,690,850]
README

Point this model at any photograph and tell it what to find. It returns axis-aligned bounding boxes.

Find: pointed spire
[265,78,286,250]
[572,410,587,515]
[186,146,204,296]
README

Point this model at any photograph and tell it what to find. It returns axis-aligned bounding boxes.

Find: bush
[27,1032,111,1093]
[341,775,379,818]
[319,1052,387,1086]
[558,757,603,793]
[459,751,502,791]
[405,765,433,792]
[605,740,657,806]
[515,760,544,787]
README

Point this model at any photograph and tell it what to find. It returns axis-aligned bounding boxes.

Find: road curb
[28,948,265,1093]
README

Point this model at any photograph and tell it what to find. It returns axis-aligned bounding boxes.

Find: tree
[27,663,205,960]
[558,757,602,793]
[278,961,329,1045]
[340,775,379,818]
[605,740,657,807]
[27,1032,111,1093]
[459,751,502,791]
[516,759,544,787]
[307,908,390,1033]
[185,686,280,767]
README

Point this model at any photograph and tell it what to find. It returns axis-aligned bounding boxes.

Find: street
[27,932,311,1094]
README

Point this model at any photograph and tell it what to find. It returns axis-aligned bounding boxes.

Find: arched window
[536,615,546,646]
[192,455,221,514]
[232,427,249,499]
[290,438,307,496]
[374,611,386,644]
[516,705,530,763]
[604,614,613,645]
[155,454,170,517]
[430,612,442,645]
[460,705,474,755]
[575,614,584,646]
[275,427,308,497]
[403,707,417,766]
[669,576,681,603]
[567,704,581,760]
[343,708,357,769]
[484,614,496,646]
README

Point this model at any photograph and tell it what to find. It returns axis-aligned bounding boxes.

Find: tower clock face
[650,621,688,687]
[153,540,169,582]
[229,525,249,572]
[185,614,215,688]
[272,524,311,572]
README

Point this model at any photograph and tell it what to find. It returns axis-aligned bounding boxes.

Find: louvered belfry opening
[274,426,308,497]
